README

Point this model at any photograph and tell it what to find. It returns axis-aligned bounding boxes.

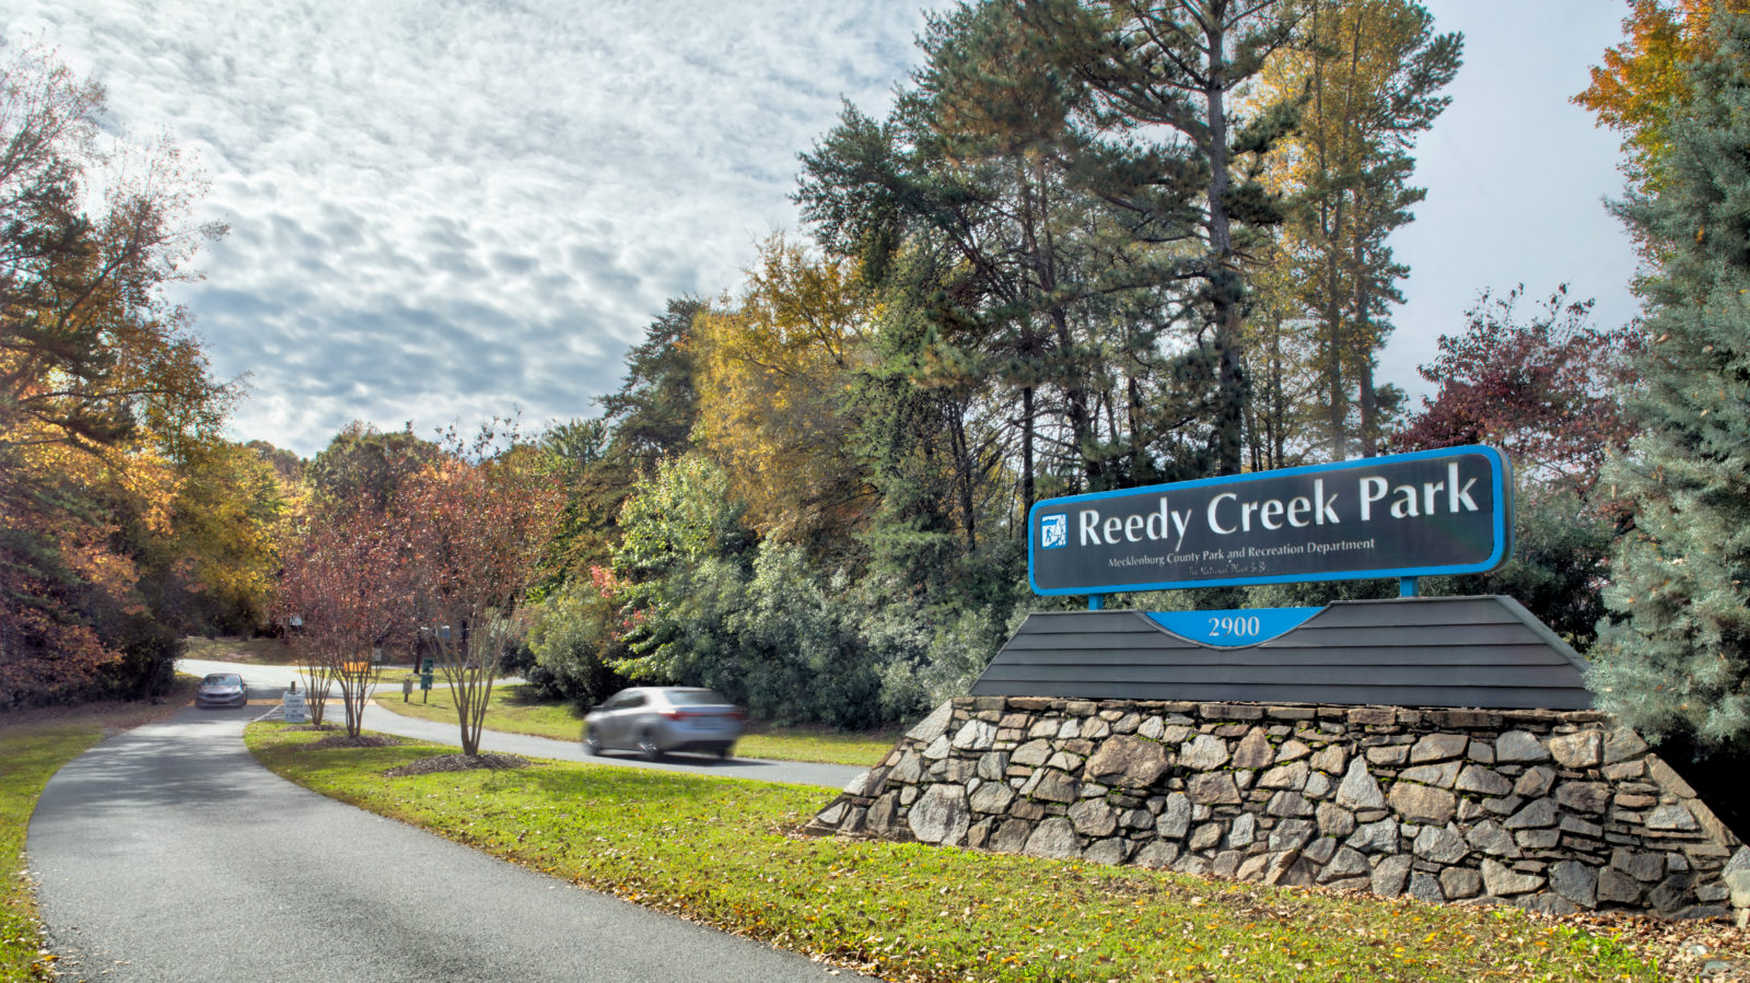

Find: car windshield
[665,690,727,706]
[202,675,240,686]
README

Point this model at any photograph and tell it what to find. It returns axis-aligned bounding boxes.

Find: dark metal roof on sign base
[970,596,1593,710]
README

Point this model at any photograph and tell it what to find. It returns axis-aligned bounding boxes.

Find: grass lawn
[1,681,196,981]
[244,722,1659,983]
[370,684,900,766]
[181,635,295,665]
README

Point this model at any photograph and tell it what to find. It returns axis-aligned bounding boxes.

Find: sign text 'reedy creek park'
[1028,445,1511,595]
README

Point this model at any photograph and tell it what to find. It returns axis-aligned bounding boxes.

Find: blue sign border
[1027,445,1512,597]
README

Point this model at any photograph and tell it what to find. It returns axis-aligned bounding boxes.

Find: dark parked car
[195,673,248,709]
[583,687,744,760]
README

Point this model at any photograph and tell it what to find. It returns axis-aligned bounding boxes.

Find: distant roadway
[176,658,871,789]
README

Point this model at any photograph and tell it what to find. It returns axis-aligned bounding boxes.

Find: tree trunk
[1021,384,1035,525]
[1204,5,1244,476]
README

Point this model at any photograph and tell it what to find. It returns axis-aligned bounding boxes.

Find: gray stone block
[1082,734,1172,790]
[1440,867,1482,899]
[1270,818,1317,853]
[1316,801,1356,838]
[1228,813,1257,850]
[1597,868,1643,905]
[1496,730,1553,763]
[1456,765,1513,797]
[1189,822,1223,851]
[906,701,955,743]
[1181,733,1230,770]
[1158,792,1191,839]
[1133,840,1180,870]
[1410,733,1469,763]
[908,784,971,845]
[1409,871,1445,903]
[1023,817,1081,860]
[1481,858,1545,896]
[1372,854,1412,897]
[1274,739,1312,763]
[952,718,997,751]
[1257,760,1308,790]
[1466,819,1520,859]
[1550,860,1598,908]
[1336,757,1385,810]
[1346,817,1399,854]
[1647,804,1701,832]
[1389,782,1457,825]
[1188,772,1241,805]
[1555,781,1610,815]
[1010,739,1052,767]
[1313,844,1367,883]
[1084,837,1132,866]
[1069,798,1118,837]
[1513,766,1556,798]
[1232,728,1274,769]
[1267,790,1314,818]
[1400,760,1462,788]
[1413,824,1470,865]
[1547,730,1603,768]
[1504,797,1558,830]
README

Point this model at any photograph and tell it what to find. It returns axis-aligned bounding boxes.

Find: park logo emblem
[1038,513,1068,549]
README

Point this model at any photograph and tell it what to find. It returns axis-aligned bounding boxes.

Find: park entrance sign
[1028,445,1510,598]
[985,443,1598,712]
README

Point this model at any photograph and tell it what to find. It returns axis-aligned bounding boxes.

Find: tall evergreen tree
[1023,0,1298,475]
[1589,12,1750,746]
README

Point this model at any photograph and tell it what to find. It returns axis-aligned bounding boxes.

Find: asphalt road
[27,696,867,983]
[177,658,872,790]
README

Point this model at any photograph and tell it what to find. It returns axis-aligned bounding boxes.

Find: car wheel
[637,731,661,761]
[715,743,732,760]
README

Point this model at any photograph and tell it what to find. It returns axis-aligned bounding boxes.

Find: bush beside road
[244,721,1661,983]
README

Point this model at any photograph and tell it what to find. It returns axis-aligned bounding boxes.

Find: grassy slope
[245,723,1657,983]
[1,683,196,982]
[0,728,101,982]
[371,684,900,766]
[181,636,295,665]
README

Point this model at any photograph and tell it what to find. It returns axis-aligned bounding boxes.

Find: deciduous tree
[1253,0,1460,457]
[0,45,227,705]
[278,500,409,734]
[398,425,561,755]
[693,236,875,555]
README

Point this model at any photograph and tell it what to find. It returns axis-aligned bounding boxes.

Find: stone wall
[803,697,1750,922]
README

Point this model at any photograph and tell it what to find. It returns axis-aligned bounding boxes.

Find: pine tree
[1588,11,1750,746]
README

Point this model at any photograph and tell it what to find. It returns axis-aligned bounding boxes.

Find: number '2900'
[1208,615,1263,639]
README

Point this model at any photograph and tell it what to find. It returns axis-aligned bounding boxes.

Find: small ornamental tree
[278,502,409,734]
[1589,12,1750,748]
[1335,288,1636,648]
[399,425,560,756]
[1391,286,1636,495]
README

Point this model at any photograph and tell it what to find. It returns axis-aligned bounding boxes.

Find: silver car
[583,687,744,760]
[195,672,248,709]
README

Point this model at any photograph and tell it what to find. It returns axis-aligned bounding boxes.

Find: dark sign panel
[1029,446,1511,595]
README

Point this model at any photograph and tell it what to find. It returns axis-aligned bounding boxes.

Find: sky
[16,1,1640,457]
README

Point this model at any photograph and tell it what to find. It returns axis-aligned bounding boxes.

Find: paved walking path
[27,695,864,982]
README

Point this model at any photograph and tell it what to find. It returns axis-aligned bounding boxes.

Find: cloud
[15,0,1639,457]
[15,0,938,454]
